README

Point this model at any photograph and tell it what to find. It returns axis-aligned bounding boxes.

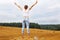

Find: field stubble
[0,26,60,40]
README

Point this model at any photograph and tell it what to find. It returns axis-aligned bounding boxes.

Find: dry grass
[0,26,60,40]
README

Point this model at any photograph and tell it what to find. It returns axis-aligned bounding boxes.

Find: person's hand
[14,2,16,4]
[14,2,17,5]
[36,0,38,3]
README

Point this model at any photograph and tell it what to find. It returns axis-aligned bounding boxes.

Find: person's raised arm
[29,0,38,10]
[14,1,22,10]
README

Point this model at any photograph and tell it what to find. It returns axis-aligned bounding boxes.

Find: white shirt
[22,8,30,17]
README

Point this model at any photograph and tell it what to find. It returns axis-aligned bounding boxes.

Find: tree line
[0,23,60,30]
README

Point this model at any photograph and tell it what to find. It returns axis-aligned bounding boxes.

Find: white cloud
[33,12,60,24]
[0,0,13,4]
[0,0,60,24]
[0,11,17,18]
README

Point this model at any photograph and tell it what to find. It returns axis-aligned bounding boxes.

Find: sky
[0,0,60,24]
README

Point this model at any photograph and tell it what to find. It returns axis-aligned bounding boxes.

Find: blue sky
[0,0,60,24]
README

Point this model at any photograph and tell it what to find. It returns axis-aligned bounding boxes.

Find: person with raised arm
[14,0,38,35]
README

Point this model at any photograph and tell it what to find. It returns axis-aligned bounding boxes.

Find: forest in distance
[0,22,60,31]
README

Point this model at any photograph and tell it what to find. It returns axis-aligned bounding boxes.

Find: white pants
[22,17,30,34]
